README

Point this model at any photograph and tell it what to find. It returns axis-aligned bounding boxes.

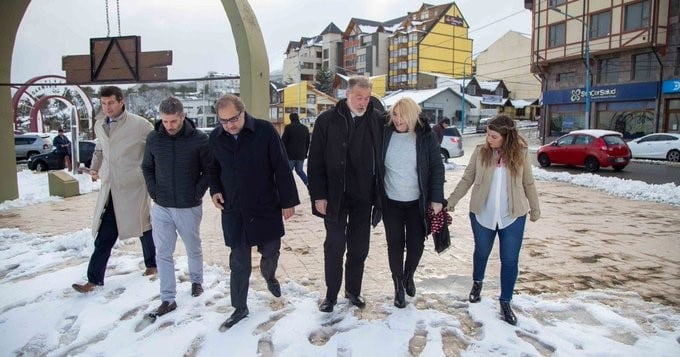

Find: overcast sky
[10,0,531,83]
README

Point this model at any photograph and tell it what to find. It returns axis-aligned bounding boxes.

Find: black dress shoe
[344,292,366,308]
[319,298,336,313]
[500,301,517,325]
[219,307,249,331]
[266,279,281,297]
[469,281,483,303]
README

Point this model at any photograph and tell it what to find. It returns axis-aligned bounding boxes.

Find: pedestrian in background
[432,117,449,144]
[72,85,157,293]
[53,128,72,171]
[307,75,384,313]
[380,97,444,308]
[282,112,310,186]
[207,94,299,330]
[142,97,211,317]
[446,114,540,325]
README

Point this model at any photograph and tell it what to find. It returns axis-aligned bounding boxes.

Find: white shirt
[475,163,516,230]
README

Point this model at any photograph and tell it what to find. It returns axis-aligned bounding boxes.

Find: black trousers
[229,239,281,309]
[86,195,156,285]
[323,194,371,300]
[382,198,425,281]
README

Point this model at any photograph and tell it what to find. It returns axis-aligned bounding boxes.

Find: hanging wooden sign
[62,36,172,83]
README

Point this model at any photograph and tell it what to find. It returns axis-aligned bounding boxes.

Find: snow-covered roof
[383,87,477,108]
[358,24,380,33]
[510,99,536,108]
[477,80,500,91]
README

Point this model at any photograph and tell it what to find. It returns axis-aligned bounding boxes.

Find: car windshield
[602,135,625,146]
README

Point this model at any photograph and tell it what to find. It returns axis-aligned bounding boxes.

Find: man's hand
[314,199,327,215]
[211,193,225,210]
[282,207,295,220]
[431,202,443,215]
[90,170,99,182]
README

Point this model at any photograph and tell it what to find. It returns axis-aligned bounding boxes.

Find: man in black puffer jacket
[142,97,212,318]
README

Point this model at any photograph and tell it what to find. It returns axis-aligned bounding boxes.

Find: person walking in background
[207,94,299,330]
[431,117,449,144]
[141,97,211,317]
[446,114,540,325]
[380,97,444,308]
[307,75,384,313]
[72,85,157,293]
[53,128,72,171]
[281,112,310,186]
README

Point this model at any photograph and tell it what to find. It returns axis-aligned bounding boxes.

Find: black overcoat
[208,113,300,247]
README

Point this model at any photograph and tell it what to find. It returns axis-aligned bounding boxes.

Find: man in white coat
[72,86,157,293]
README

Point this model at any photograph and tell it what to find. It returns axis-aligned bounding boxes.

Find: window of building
[400,36,408,44]
[409,33,418,42]
[409,73,417,83]
[590,11,611,38]
[399,48,408,56]
[409,47,417,54]
[549,0,566,5]
[409,60,417,68]
[557,71,576,82]
[675,47,680,76]
[316,51,322,58]
[624,0,650,31]
[598,57,620,83]
[322,49,329,59]
[633,52,658,80]
[548,23,566,48]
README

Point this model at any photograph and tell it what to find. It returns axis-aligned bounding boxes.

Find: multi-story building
[527,0,680,141]
[475,30,541,100]
[282,35,323,84]
[341,17,404,76]
[320,23,344,72]
[388,3,473,90]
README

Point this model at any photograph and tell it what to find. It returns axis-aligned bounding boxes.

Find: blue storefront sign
[543,81,658,105]
[662,79,680,94]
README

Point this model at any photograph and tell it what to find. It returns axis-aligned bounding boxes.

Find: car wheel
[667,150,680,162]
[584,157,600,172]
[35,161,48,172]
[26,151,39,159]
[440,148,450,163]
[612,165,626,172]
[537,153,551,167]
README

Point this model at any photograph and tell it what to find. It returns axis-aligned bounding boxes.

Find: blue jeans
[289,160,308,186]
[469,212,526,302]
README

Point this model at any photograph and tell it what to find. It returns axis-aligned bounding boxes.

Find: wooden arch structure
[0,0,270,202]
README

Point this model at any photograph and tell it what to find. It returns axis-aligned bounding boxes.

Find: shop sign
[662,80,680,94]
[543,81,657,105]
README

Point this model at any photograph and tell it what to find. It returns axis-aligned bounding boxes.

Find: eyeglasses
[219,111,242,124]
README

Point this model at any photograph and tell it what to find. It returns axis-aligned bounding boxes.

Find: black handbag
[433,220,451,254]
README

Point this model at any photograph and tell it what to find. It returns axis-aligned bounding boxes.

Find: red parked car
[537,129,631,172]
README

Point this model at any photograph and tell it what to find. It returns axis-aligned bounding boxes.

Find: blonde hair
[480,114,527,177]
[388,97,421,132]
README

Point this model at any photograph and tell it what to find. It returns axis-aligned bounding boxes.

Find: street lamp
[549,7,590,129]
[460,53,474,134]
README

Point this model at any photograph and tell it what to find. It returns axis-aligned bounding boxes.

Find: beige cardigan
[447,144,540,221]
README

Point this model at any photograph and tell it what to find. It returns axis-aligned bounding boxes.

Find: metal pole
[584,21,590,129]
[461,66,466,133]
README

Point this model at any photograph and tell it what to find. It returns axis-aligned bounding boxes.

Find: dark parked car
[476,117,491,133]
[27,140,96,172]
[537,129,631,172]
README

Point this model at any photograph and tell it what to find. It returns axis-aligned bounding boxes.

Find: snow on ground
[0,168,679,355]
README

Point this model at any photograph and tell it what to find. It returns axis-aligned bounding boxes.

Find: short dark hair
[438,118,450,125]
[99,86,124,101]
[57,128,64,133]
[290,112,299,122]
[159,97,184,116]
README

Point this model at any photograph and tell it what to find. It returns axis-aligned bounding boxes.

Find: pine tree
[315,69,334,96]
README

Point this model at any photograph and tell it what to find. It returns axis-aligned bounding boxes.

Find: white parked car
[627,133,680,162]
[440,126,464,161]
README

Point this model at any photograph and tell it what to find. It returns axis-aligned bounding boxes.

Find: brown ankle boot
[72,282,97,293]
[142,267,158,276]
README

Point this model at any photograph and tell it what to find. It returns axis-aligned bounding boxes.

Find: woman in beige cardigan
[446,115,540,325]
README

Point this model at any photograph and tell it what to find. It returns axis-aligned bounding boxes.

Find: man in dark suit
[281,112,310,186]
[307,75,384,312]
[207,94,300,330]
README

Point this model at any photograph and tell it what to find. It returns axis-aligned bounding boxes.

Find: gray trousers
[229,239,280,309]
[151,204,204,303]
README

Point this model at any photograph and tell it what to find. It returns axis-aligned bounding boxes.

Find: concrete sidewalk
[1,168,678,310]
